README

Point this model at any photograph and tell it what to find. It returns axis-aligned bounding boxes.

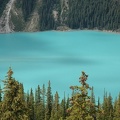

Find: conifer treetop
[7,67,13,79]
[66,71,97,120]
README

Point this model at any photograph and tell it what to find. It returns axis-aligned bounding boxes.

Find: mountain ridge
[0,0,120,33]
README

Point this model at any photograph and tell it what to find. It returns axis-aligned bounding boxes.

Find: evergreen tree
[45,80,52,120]
[102,92,113,120]
[50,91,60,120]
[35,84,46,120]
[0,85,2,118]
[107,94,114,119]
[60,93,66,120]
[96,97,104,119]
[29,88,35,120]
[66,71,98,120]
[0,85,2,102]
[114,93,120,119]
[90,87,97,119]
[41,84,46,120]
[19,83,25,101]
[54,92,60,119]
[26,91,30,117]
[66,95,70,112]
[0,67,29,120]
[35,85,45,120]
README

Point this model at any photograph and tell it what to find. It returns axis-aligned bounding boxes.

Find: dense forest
[39,0,56,30]
[1,0,120,32]
[0,68,120,120]
[22,0,36,21]
[67,0,120,30]
[37,0,120,31]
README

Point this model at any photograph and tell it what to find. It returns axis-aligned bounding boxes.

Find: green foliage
[100,92,114,120]
[39,0,57,30]
[113,93,120,120]
[60,94,67,120]
[0,85,2,118]
[34,85,45,120]
[22,0,36,21]
[66,71,97,120]
[0,85,2,102]
[0,67,29,120]
[28,88,34,120]
[50,91,61,120]
[40,84,46,120]
[45,80,52,120]
[67,0,120,30]
[1,68,120,120]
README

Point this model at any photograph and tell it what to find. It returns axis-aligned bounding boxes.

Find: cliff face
[0,0,120,33]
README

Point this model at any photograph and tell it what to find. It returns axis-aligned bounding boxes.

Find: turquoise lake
[0,30,120,101]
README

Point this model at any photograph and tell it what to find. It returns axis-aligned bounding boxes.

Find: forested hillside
[67,0,120,30]
[0,68,120,120]
[0,0,120,32]
[22,0,36,21]
[0,0,10,17]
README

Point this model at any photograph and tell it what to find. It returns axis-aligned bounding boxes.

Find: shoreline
[0,28,120,34]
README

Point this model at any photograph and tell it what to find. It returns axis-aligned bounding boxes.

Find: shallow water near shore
[0,30,120,101]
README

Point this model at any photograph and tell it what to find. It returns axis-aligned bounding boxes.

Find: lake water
[0,30,120,101]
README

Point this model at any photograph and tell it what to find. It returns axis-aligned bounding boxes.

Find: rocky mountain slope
[0,0,120,33]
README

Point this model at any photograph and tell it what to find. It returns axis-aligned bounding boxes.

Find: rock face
[56,26,71,31]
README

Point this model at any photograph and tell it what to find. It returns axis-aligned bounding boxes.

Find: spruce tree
[50,91,60,120]
[66,71,98,120]
[0,85,2,118]
[66,96,70,112]
[35,85,45,120]
[41,84,46,120]
[0,67,29,120]
[114,93,120,119]
[29,88,35,120]
[96,97,103,119]
[107,94,113,119]
[102,92,113,119]
[90,87,96,119]
[45,80,52,120]
[0,85,2,102]
[54,91,60,119]
[60,93,66,120]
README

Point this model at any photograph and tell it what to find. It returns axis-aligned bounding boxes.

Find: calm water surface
[0,30,120,101]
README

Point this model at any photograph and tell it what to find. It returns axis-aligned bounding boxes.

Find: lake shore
[0,26,120,34]
[55,26,120,34]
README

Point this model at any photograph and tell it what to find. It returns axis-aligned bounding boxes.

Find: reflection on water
[0,30,120,100]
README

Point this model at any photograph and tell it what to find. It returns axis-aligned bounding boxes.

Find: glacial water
[0,30,120,101]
